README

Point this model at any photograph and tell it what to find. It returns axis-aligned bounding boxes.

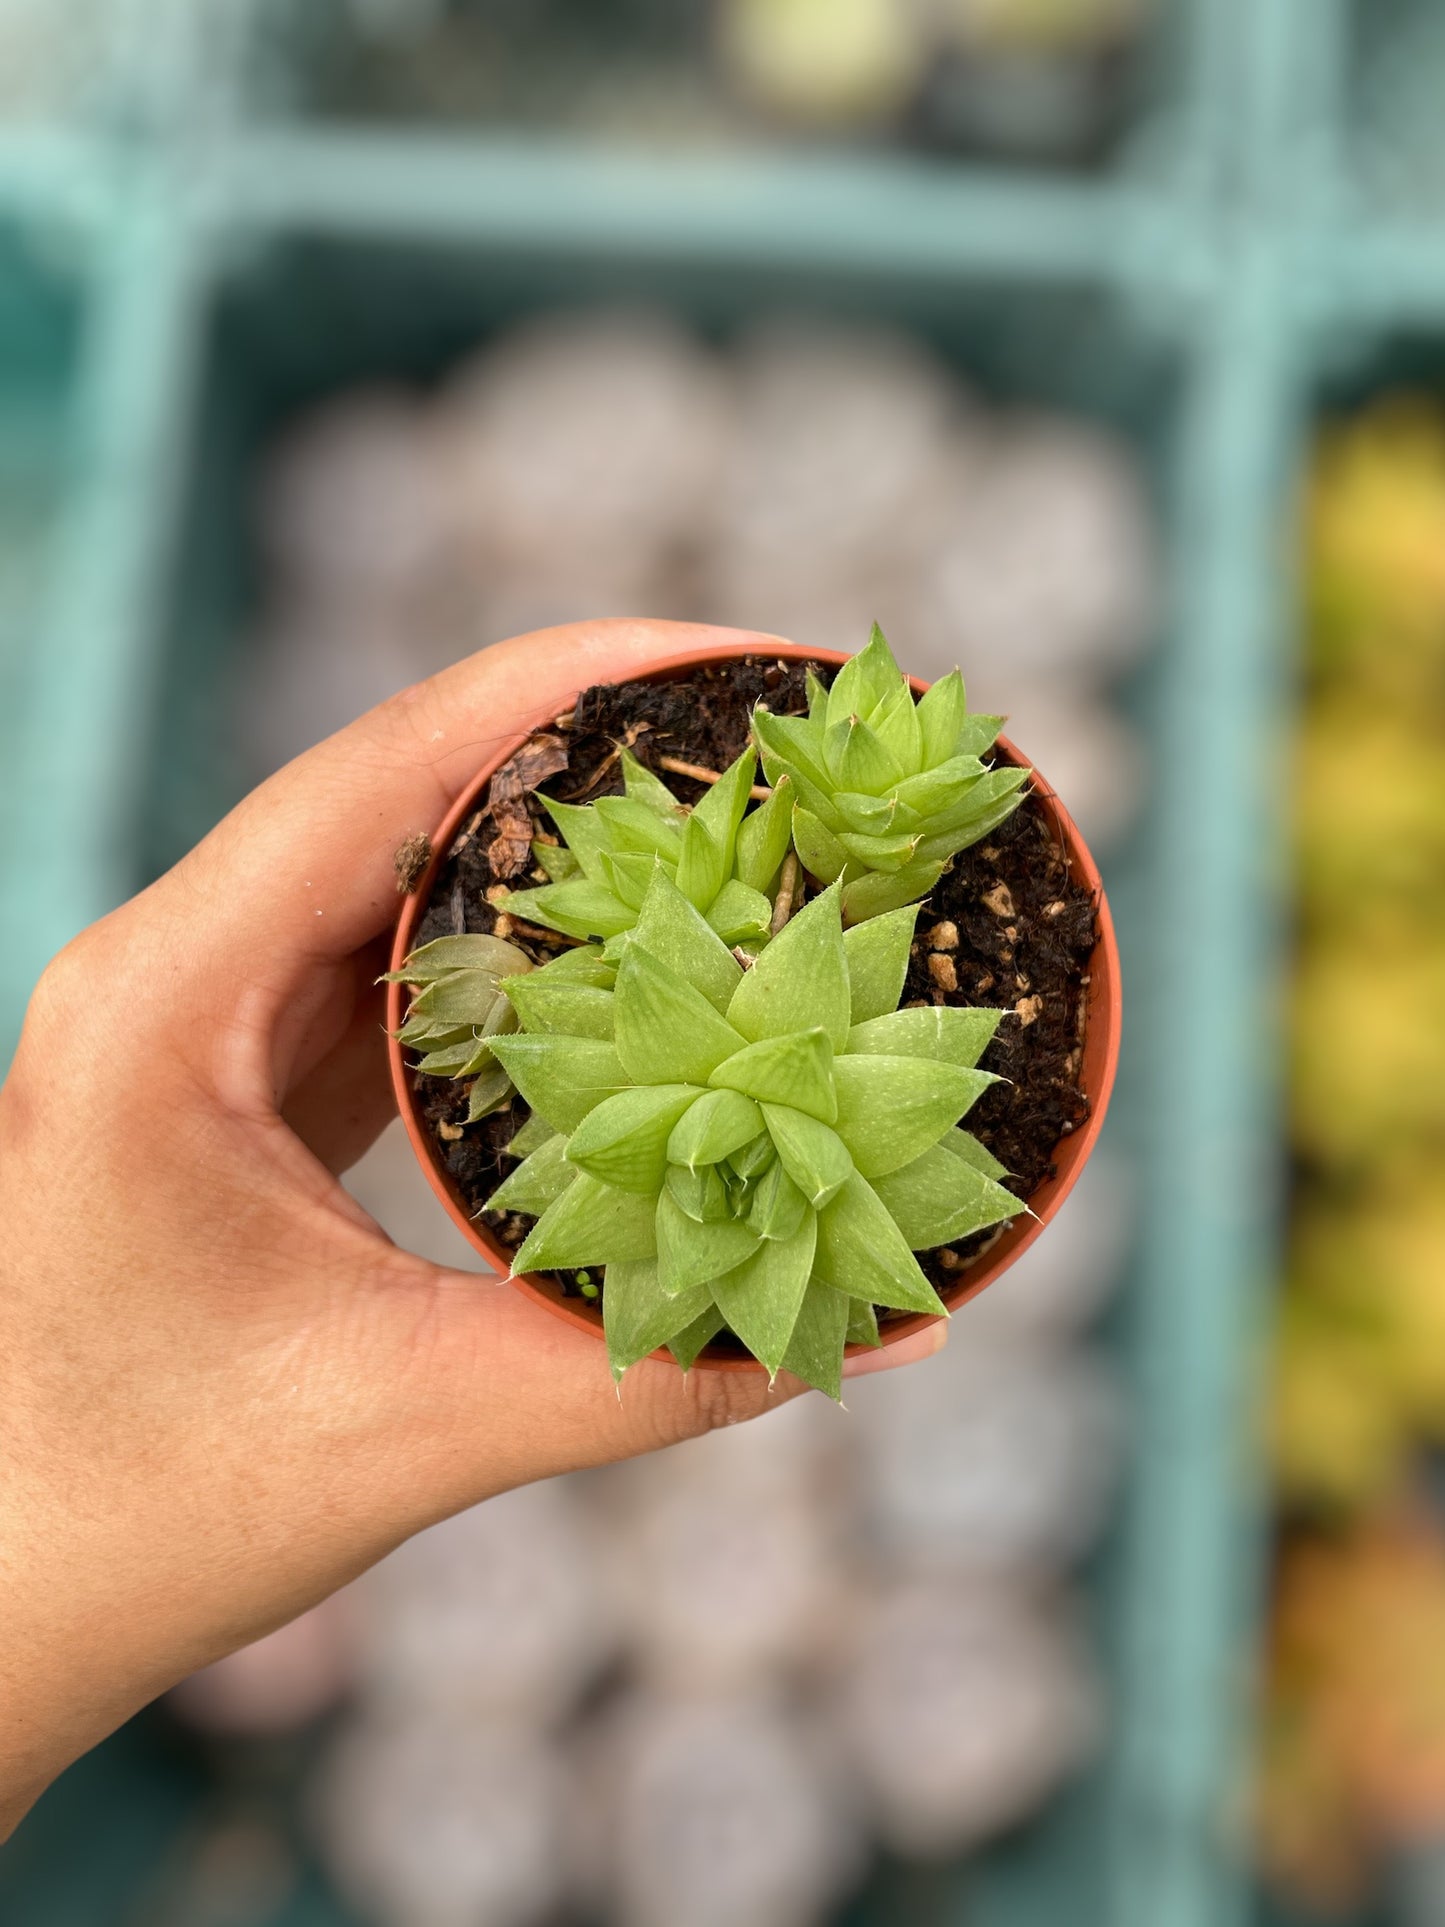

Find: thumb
[371,1265,946,1520]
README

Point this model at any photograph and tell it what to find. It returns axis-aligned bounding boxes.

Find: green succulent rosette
[751,624,1031,924]
[486,869,1019,1397]
[494,744,794,953]
[384,934,534,1121]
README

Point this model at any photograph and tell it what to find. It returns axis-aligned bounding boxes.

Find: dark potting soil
[408,657,1096,1319]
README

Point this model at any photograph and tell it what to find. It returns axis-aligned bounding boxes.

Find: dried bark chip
[393,832,432,895]
[485,734,571,879]
[448,810,485,859]
[501,733,571,794]
[485,814,534,879]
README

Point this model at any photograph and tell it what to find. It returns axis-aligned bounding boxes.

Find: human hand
[0,620,943,1835]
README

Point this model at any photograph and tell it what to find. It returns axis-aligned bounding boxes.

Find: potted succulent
[387,628,1120,1396]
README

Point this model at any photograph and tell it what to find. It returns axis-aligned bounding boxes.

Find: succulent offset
[384,934,533,1121]
[751,624,1030,923]
[485,870,1019,1396]
[494,744,794,950]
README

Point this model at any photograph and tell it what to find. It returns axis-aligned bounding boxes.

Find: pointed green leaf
[505,975,615,1041]
[734,776,795,892]
[601,850,664,912]
[665,1162,734,1226]
[751,706,831,790]
[621,747,688,820]
[488,1035,628,1134]
[415,1021,510,1076]
[790,803,850,884]
[727,883,850,1050]
[957,714,1005,757]
[832,1055,998,1178]
[711,1213,817,1377]
[837,828,923,874]
[466,1064,514,1123]
[674,812,728,912]
[668,1304,727,1371]
[488,1132,577,1214]
[868,678,924,775]
[779,1278,851,1401]
[729,1131,777,1181]
[496,879,635,941]
[690,748,757,869]
[416,1037,492,1076]
[705,879,773,945]
[806,668,830,723]
[397,1014,472,1050]
[842,905,918,1022]
[826,624,903,732]
[815,1173,948,1316]
[940,1126,1009,1182]
[627,866,742,1017]
[564,1084,703,1194]
[384,935,534,985]
[824,715,903,794]
[613,945,746,1085]
[710,1027,837,1124]
[511,1171,658,1272]
[604,1259,713,1380]
[872,1141,1019,1250]
[531,839,581,883]
[656,1187,762,1294]
[506,1111,557,1158]
[841,861,946,924]
[915,668,966,766]
[593,793,684,860]
[745,1158,809,1242]
[409,969,516,1028]
[533,945,614,987]
[541,798,613,881]
[462,1016,516,1071]
[892,753,987,819]
[848,1004,1002,1069]
[755,760,844,836]
[835,790,918,837]
[761,1103,853,1210]
[667,1088,764,1170]
[846,1298,882,1349]
[919,766,1030,839]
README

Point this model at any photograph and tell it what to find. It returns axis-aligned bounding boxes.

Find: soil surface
[408,657,1096,1317]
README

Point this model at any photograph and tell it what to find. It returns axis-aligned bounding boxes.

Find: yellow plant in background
[1263,399,1445,1904]
[1293,692,1445,931]
[1306,400,1445,694]
[1272,1192,1445,1508]
[1290,947,1445,1176]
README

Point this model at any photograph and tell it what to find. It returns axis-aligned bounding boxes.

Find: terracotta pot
[388,639,1122,1370]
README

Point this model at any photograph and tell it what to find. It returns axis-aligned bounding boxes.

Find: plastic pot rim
[387,636,1123,1373]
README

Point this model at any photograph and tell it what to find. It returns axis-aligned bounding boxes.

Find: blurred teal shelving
[2,3,1441,1925]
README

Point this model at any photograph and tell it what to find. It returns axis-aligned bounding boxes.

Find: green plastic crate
[0,207,83,1047]
[226,0,1209,180]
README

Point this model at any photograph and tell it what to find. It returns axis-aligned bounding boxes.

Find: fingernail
[840,1319,948,1379]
